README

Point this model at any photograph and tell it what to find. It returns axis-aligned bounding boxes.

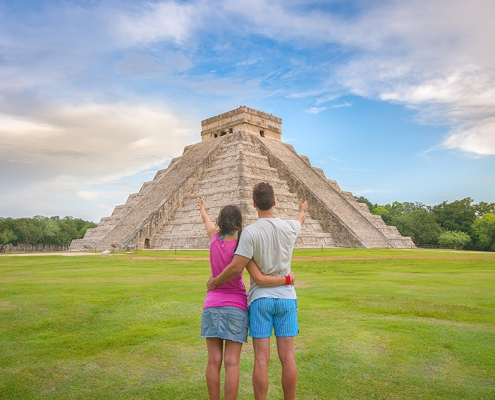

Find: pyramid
[70,106,414,251]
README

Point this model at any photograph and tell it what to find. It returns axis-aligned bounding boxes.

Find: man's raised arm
[294,199,308,225]
[206,254,251,291]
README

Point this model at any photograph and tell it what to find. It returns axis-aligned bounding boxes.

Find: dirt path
[0,252,101,257]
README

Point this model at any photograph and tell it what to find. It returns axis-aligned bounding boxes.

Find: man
[207,182,307,400]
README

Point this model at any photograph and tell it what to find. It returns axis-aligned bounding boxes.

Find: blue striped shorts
[249,298,299,338]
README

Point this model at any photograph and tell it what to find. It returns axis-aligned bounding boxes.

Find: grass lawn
[1,249,494,399]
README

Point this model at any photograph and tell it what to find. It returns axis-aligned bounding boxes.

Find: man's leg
[223,340,243,400]
[252,337,270,400]
[205,338,223,400]
[273,299,299,400]
[250,298,275,400]
[276,336,297,400]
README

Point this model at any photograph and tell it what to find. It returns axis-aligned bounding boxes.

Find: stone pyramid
[70,106,414,251]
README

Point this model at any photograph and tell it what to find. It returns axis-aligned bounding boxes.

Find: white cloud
[222,0,343,44]
[235,59,259,67]
[304,100,352,115]
[1,0,494,221]
[0,175,108,220]
[115,51,193,77]
[131,137,156,149]
[0,102,195,181]
[180,75,266,97]
[76,191,104,201]
[0,101,197,219]
[329,102,352,109]
[113,2,201,45]
[306,107,325,114]
[444,118,495,156]
[222,0,495,156]
[287,89,328,99]
[327,1,495,156]
[0,114,63,137]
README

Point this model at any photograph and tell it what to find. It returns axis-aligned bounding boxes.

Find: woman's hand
[198,196,206,210]
[198,196,216,239]
[206,276,218,291]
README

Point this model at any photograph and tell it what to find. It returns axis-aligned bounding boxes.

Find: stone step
[151,132,336,250]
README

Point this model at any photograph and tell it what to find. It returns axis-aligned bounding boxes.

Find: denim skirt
[200,306,249,343]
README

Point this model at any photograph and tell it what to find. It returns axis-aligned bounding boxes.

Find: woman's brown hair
[216,205,243,252]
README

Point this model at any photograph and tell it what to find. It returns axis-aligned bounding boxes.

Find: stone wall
[1,244,70,252]
[201,106,282,141]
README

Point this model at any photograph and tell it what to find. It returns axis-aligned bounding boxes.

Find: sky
[1,0,494,222]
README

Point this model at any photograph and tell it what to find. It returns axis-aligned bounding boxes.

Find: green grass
[1,249,494,399]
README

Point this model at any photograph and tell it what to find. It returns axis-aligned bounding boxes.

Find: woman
[198,196,293,400]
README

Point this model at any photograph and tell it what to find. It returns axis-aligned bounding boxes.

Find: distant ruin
[71,106,414,251]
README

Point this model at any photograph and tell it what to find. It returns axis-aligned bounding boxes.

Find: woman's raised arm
[198,196,216,240]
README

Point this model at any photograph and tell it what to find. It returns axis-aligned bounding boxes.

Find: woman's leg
[206,338,224,400]
[223,340,243,400]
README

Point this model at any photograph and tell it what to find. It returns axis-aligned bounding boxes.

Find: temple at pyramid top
[71,106,415,251]
[201,106,282,141]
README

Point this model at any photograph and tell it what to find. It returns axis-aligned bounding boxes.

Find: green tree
[393,210,443,245]
[40,217,60,246]
[371,206,391,224]
[14,217,43,245]
[474,201,495,216]
[78,221,96,238]
[432,198,476,235]
[377,201,430,225]
[0,218,18,251]
[438,230,471,250]
[354,196,375,212]
[55,216,96,246]
[5,215,97,249]
[472,214,495,251]
[55,216,78,246]
[0,229,17,251]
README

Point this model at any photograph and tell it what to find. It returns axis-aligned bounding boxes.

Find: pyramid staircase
[256,136,413,248]
[152,132,336,249]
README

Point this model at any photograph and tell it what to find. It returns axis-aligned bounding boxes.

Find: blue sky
[1,0,494,222]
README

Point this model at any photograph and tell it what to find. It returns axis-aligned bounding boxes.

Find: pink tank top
[203,233,248,311]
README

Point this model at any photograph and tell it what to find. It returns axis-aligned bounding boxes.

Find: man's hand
[295,199,308,224]
[289,271,295,285]
[299,199,308,212]
[206,276,218,291]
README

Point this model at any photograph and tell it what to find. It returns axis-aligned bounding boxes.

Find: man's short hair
[253,182,275,211]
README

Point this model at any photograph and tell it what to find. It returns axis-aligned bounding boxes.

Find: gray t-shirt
[235,218,301,305]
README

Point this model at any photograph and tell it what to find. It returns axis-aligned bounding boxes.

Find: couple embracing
[199,182,308,400]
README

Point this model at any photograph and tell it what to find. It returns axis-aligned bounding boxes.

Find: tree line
[0,216,97,252]
[355,196,495,251]
[2,197,495,252]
